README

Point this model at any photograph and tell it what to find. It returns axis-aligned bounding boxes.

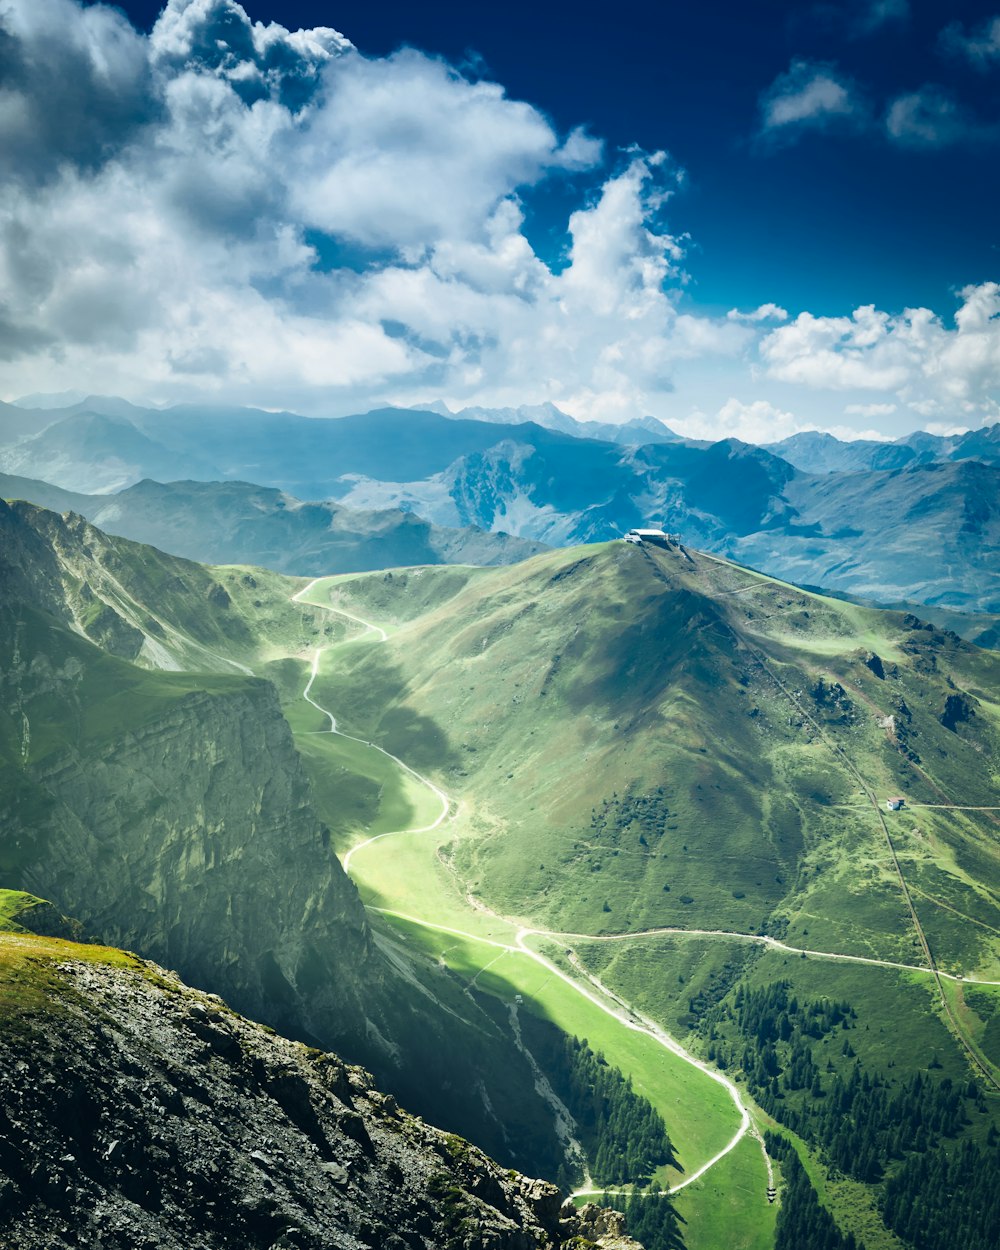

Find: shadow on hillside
[561,589,737,722]
[318,644,461,776]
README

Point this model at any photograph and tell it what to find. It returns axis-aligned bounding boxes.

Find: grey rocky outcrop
[0,954,641,1250]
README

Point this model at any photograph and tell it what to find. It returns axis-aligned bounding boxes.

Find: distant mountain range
[1,395,997,621]
[0,473,545,575]
[427,399,682,446]
[765,425,1000,474]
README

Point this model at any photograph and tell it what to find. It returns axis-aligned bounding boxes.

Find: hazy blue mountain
[333,425,998,612]
[23,402,656,499]
[132,405,553,495]
[764,431,925,474]
[11,390,90,408]
[0,474,546,574]
[767,423,1000,474]
[60,394,159,421]
[0,411,224,493]
[0,393,146,446]
[0,471,92,514]
[440,401,682,445]
[0,399,67,446]
[945,423,1000,464]
[2,398,997,614]
[727,460,1000,612]
[336,427,797,545]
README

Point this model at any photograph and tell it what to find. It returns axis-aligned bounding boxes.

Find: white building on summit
[624,527,678,546]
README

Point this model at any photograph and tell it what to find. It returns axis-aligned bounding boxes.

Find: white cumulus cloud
[727,303,789,323]
[923,421,970,437]
[759,284,1000,420]
[674,398,801,443]
[0,0,756,422]
[0,0,996,440]
[758,60,863,141]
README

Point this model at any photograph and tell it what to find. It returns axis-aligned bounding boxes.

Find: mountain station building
[624,528,677,546]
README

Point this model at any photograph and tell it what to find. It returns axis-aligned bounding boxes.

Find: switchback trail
[290,576,762,1198]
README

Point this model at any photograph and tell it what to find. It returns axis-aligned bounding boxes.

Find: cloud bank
[0,0,750,422]
[759,284,1000,421]
[0,0,996,439]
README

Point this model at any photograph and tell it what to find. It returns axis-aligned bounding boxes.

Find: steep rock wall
[13,679,383,1058]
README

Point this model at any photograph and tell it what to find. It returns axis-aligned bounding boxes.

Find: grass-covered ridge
[0,499,603,1184]
[4,488,999,1249]
[0,927,157,1043]
[298,541,1000,975]
[288,539,1000,1249]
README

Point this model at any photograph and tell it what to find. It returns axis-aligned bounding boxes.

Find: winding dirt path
[544,924,1000,987]
[290,575,764,1198]
[293,580,450,874]
[292,561,1000,1213]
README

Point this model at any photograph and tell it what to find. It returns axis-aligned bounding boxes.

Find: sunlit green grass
[282,540,1000,1245]
[373,911,748,1181]
[673,1131,776,1250]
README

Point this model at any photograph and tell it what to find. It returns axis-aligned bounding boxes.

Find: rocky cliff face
[0,936,640,1250]
[0,499,379,1054]
[14,679,381,1059]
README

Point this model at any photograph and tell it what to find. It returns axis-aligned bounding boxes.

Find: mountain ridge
[2,401,997,615]
[0,473,547,575]
[0,499,573,1174]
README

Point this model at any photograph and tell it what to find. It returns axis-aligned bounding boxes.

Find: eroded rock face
[13,679,381,1060]
[0,955,640,1250]
[940,691,976,732]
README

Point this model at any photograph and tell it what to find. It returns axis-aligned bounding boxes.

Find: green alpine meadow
[2,0,1000,1246]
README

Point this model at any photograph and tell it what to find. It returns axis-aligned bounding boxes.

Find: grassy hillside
[0,496,340,674]
[0,502,588,1180]
[6,492,999,1247]
[302,542,1000,967]
[294,539,1000,1248]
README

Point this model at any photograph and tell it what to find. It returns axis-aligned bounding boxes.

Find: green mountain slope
[307,541,1000,961]
[5,493,1000,1248]
[299,539,1000,1248]
[0,499,576,1177]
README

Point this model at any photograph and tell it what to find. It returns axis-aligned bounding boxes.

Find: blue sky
[108,0,1000,315]
[1,0,998,440]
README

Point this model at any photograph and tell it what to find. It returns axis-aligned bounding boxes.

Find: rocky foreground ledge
[0,933,639,1250]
